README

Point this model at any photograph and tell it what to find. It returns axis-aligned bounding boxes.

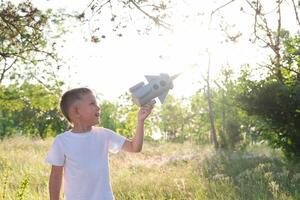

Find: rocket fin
[129,82,144,93]
[158,91,168,103]
[145,75,158,82]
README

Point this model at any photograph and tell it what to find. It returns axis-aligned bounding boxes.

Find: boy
[45,87,153,200]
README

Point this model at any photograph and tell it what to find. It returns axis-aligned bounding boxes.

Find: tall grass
[199,150,300,200]
[0,137,299,199]
[0,136,51,200]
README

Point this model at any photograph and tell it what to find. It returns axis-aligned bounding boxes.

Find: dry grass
[0,137,299,200]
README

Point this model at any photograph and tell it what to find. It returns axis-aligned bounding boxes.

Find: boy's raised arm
[122,104,153,153]
[49,165,63,200]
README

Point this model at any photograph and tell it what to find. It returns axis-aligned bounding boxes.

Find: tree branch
[291,0,300,26]
[0,58,17,84]
[210,0,236,20]
[128,0,172,30]
[282,65,300,76]
[95,0,111,14]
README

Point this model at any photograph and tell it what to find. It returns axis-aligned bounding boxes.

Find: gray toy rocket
[129,73,179,106]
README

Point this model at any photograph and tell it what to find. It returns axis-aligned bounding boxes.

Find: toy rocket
[129,73,179,106]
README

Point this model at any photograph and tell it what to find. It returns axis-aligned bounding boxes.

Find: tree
[158,95,188,141]
[211,0,300,81]
[100,100,118,131]
[214,67,243,150]
[188,90,211,144]
[209,0,300,158]
[236,34,300,159]
[204,52,219,149]
[0,1,62,85]
[0,82,68,138]
[0,1,78,138]
[114,92,155,138]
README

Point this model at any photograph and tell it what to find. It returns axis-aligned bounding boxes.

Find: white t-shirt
[45,127,126,200]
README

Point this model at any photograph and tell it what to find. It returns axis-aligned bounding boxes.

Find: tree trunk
[206,53,219,150]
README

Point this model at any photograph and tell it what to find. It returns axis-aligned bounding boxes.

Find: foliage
[236,34,300,159]
[186,67,247,149]
[100,101,118,131]
[187,91,211,144]
[114,93,141,138]
[16,175,29,200]
[213,68,244,150]
[158,95,188,141]
[0,83,68,138]
[0,1,79,138]
[237,79,300,159]
[0,1,62,84]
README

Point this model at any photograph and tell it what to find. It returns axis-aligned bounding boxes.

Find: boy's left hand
[138,103,154,122]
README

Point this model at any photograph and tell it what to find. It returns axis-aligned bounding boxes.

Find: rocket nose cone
[171,73,180,80]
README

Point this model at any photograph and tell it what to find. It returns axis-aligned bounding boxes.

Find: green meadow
[0,137,299,200]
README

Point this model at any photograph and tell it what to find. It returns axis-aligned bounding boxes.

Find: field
[0,137,299,200]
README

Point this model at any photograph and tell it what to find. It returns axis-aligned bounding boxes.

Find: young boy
[45,87,153,200]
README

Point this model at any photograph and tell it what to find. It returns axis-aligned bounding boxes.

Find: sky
[9,0,300,101]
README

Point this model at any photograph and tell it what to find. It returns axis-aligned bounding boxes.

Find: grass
[0,136,299,199]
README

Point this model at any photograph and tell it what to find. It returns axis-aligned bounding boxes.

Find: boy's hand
[138,103,154,122]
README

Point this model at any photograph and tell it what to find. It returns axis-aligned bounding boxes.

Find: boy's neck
[71,124,92,133]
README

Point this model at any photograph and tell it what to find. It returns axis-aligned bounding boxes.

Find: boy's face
[74,92,100,126]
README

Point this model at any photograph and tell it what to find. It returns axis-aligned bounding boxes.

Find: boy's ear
[69,104,80,119]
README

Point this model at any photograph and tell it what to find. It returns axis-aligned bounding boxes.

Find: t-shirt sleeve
[45,136,65,166]
[105,129,126,153]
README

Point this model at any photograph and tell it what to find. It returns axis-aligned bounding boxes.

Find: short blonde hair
[60,87,92,122]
